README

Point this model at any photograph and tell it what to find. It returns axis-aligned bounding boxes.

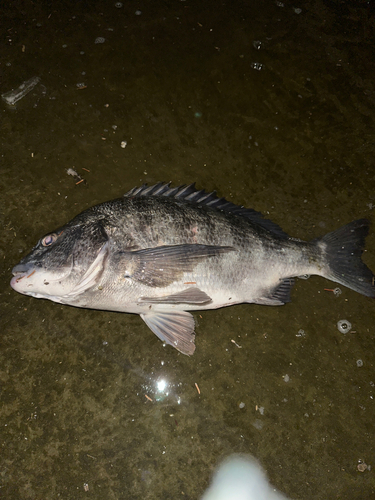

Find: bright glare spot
[157,379,167,392]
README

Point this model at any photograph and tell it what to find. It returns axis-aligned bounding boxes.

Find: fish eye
[41,233,58,247]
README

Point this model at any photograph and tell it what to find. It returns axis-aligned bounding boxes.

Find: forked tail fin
[314,219,375,298]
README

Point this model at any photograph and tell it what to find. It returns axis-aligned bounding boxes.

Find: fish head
[10,217,109,303]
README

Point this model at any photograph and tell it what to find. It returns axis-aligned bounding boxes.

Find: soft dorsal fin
[124,182,289,238]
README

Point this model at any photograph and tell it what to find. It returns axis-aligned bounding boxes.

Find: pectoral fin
[140,310,196,355]
[116,244,234,287]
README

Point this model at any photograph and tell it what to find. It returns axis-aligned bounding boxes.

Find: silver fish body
[11,183,375,355]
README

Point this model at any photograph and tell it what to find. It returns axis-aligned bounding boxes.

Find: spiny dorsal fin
[124,182,289,238]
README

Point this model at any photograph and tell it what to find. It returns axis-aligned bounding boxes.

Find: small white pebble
[95,37,105,44]
[357,359,363,367]
[121,141,127,148]
[250,62,263,71]
[67,168,78,177]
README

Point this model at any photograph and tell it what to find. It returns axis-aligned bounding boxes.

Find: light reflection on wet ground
[1,1,375,498]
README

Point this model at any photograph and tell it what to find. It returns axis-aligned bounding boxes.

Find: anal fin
[254,278,295,306]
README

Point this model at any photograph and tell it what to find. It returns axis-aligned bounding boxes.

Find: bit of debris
[231,339,242,348]
[145,394,153,402]
[324,287,342,296]
[67,168,86,185]
[357,462,367,472]
[1,76,41,105]
[337,319,352,334]
[255,405,265,415]
[67,168,80,178]
[195,383,201,395]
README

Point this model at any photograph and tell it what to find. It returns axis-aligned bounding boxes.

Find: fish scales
[75,197,294,301]
[10,182,375,355]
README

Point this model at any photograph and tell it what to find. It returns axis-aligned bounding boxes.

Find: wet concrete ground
[1,0,375,498]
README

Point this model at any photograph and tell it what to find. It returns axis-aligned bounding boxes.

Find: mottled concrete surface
[1,0,375,498]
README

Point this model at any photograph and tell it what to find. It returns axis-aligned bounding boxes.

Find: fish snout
[10,263,37,291]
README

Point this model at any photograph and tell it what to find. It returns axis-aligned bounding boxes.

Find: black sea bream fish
[10,183,375,355]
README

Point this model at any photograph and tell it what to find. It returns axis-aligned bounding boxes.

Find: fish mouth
[12,263,34,275]
[11,263,36,289]
[10,260,73,294]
